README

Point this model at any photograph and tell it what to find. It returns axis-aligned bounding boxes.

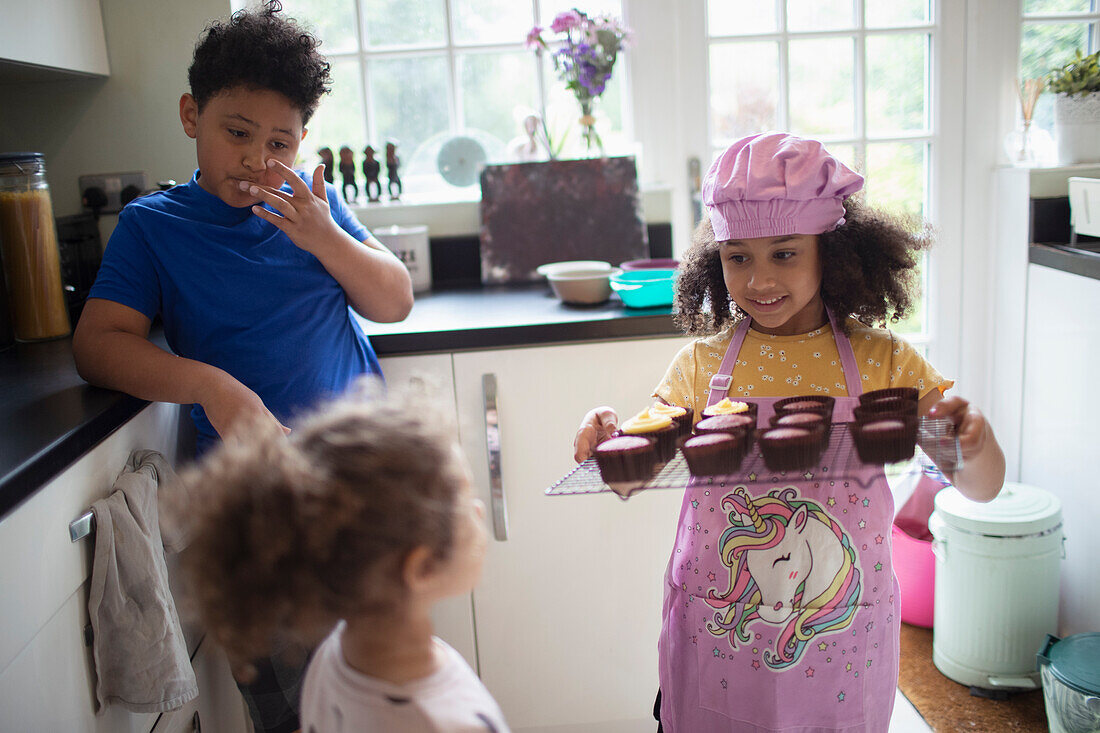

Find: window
[256,0,627,200]
[1019,0,1100,133]
[704,0,935,342]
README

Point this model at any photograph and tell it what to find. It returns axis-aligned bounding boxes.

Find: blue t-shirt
[89,171,383,451]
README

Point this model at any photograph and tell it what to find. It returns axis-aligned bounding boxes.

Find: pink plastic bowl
[891,523,935,628]
[620,258,680,271]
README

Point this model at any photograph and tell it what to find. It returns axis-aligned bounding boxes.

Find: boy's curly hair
[188,0,331,123]
[174,381,466,670]
[674,198,933,336]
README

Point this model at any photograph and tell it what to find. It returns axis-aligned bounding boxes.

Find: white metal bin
[929,482,1063,691]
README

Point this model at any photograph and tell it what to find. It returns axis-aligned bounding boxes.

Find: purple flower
[525,26,544,50]
[550,10,583,34]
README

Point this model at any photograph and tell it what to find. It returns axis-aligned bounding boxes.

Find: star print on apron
[657,311,900,733]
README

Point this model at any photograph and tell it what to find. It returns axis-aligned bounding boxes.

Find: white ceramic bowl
[536,261,622,305]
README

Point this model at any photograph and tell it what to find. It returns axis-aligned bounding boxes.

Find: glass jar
[0,153,71,341]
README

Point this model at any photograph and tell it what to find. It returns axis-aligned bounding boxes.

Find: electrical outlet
[79,171,148,214]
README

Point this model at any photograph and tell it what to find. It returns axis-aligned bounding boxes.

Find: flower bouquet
[527,8,631,156]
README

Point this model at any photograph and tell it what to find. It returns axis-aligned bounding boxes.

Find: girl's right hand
[573,406,620,463]
[201,373,290,440]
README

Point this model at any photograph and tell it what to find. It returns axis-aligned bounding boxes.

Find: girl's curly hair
[674,198,933,336]
[188,0,331,123]
[174,381,466,671]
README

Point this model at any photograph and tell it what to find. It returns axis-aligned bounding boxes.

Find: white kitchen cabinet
[376,353,479,670]
[1019,264,1100,636]
[0,401,246,733]
[451,336,690,732]
[0,0,109,77]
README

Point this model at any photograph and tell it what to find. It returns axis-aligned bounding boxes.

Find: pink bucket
[891,523,935,628]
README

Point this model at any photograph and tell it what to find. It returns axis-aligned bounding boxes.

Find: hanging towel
[88,449,198,713]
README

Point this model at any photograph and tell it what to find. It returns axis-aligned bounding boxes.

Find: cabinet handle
[482,373,509,541]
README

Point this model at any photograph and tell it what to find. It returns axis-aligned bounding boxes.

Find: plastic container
[620,258,680,271]
[1036,633,1100,733]
[891,523,935,628]
[930,482,1063,691]
[610,268,676,308]
[373,225,431,292]
[0,152,71,341]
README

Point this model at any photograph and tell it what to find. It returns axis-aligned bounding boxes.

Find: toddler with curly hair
[177,385,509,733]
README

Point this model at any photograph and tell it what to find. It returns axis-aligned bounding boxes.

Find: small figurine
[339,145,358,203]
[318,147,335,184]
[362,146,382,202]
[386,141,402,201]
[506,114,546,162]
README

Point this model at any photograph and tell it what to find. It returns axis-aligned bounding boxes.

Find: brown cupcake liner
[757,425,827,473]
[858,387,918,406]
[594,435,657,484]
[679,433,745,477]
[849,415,918,464]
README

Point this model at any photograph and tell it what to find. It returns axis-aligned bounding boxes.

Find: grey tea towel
[88,449,198,713]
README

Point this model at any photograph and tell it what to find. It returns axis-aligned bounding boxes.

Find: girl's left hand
[240,160,341,255]
[927,395,991,462]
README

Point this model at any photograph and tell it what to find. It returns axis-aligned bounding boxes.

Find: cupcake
[758,425,826,472]
[620,407,679,463]
[681,433,744,477]
[694,413,757,452]
[702,397,757,422]
[649,402,694,438]
[859,387,918,406]
[594,435,657,498]
[851,416,918,464]
[852,397,917,423]
[773,395,835,421]
[771,410,831,441]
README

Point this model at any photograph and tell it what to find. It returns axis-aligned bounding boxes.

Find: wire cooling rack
[547,416,961,499]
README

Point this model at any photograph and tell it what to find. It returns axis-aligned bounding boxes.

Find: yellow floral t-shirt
[653,317,953,416]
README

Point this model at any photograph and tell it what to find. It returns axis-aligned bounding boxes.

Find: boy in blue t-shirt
[73,4,413,731]
[74,1,412,459]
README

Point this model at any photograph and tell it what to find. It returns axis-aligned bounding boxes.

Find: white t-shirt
[301,623,510,733]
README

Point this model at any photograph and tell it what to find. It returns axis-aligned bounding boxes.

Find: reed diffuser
[1005,77,1051,167]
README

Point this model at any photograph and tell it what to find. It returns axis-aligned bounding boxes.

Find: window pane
[370,55,450,160]
[460,51,539,144]
[789,38,854,138]
[787,0,854,32]
[865,141,926,221]
[1024,0,1093,13]
[280,0,359,54]
[867,142,928,336]
[363,0,446,48]
[303,57,366,169]
[866,34,928,136]
[1020,22,1092,131]
[540,0,622,26]
[709,41,779,143]
[452,0,532,44]
[866,0,930,28]
[708,0,778,36]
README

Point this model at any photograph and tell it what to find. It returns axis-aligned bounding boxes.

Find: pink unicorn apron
[658,312,900,732]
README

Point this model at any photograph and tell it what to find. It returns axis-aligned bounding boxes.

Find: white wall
[0,0,231,223]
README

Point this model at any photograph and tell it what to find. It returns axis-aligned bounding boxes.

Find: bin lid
[933,482,1062,536]
[1039,633,1100,696]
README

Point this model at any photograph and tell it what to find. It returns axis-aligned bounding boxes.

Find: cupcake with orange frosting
[620,407,678,463]
[649,401,694,438]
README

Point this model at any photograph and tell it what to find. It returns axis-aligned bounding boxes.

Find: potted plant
[1046,49,1100,164]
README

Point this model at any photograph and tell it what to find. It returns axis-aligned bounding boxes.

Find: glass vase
[577,99,604,158]
[1003,121,1054,168]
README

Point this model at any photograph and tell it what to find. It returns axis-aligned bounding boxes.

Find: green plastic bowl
[610,268,677,308]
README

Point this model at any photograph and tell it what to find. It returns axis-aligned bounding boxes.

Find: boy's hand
[927,395,991,464]
[241,160,342,255]
[202,374,290,441]
[574,406,619,463]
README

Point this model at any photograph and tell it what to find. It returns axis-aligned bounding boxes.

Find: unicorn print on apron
[658,310,900,733]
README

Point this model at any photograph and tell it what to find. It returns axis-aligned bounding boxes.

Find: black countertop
[0,283,679,519]
[1029,242,1100,281]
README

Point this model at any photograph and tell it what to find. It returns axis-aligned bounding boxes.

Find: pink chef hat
[702,132,864,240]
